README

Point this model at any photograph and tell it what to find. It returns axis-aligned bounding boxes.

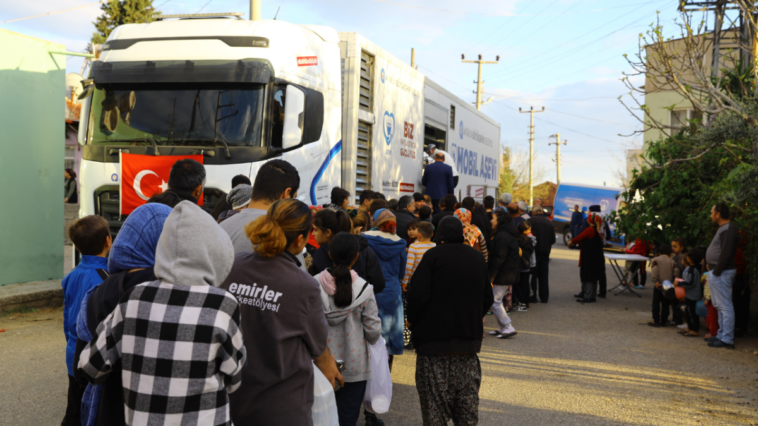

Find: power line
[196,0,214,13]
[486,95,639,127]
[1,1,103,24]
[465,0,558,54]
[367,0,662,17]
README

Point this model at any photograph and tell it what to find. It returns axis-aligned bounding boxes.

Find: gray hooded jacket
[155,201,235,287]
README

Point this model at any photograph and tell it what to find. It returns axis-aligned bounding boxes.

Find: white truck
[76,13,500,231]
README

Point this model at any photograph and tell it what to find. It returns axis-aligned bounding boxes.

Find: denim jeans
[335,380,367,426]
[491,286,512,328]
[709,269,736,345]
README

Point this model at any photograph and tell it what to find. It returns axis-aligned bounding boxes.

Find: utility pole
[461,54,499,110]
[250,0,261,20]
[519,106,545,206]
[411,48,416,69]
[549,133,567,185]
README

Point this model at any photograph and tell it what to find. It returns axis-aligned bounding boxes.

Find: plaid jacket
[79,281,246,426]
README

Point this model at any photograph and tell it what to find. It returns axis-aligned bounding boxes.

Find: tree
[92,0,160,45]
[612,2,758,315]
[498,145,549,201]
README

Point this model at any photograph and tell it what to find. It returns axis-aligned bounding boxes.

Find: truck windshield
[88,83,265,146]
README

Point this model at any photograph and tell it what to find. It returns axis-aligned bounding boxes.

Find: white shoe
[489,327,507,336]
[677,323,688,330]
[498,325,517,339]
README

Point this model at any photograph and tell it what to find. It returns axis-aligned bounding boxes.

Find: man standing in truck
[427,145,458,189]
[422,152,454,214]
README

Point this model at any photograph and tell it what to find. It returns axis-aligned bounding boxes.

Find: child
[703,272,719,339]
[515,221,536,312]
[677,248,704,337]
[315,233,381,426]
[649,243,679,327]
[418,205,432,223]
[402,222,435,350]
[671,238,687,328]
[61,216,112,426]
[403,222,436,290]
[405,219,419,247]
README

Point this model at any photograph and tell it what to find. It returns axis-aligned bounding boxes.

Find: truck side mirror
[282,85,306,150]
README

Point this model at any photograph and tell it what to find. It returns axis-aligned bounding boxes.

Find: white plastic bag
[312,362,339,426]
[364,336,392,414]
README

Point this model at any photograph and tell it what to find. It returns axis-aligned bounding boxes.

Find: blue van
[552,183,625,247]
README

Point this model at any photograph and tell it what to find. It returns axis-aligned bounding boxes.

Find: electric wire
[1,1,103,24]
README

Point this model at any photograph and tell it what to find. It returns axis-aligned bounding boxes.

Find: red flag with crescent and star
[120,153,204,215]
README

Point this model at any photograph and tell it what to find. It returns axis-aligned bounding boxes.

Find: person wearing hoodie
[217,184,253,224]
[407,216,494,426]
[72,203,172,426]
[315,233,382,426]
[78,201,246,426]
[488,210,519,339]
[220,199,343,425]
[364,209,408,363]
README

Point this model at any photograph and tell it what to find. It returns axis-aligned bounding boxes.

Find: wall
[0,29,66,285]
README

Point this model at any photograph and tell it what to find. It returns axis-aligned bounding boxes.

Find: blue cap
[108,203,172,273]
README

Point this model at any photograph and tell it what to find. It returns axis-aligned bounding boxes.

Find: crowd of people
[568,202,748,350]
[60,156,562,426]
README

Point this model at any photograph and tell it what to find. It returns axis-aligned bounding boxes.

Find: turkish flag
[120,153,204,215]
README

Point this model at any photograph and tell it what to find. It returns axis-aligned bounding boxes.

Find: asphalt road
[2,244,757,425]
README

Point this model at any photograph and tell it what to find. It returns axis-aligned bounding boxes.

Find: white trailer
[75,14,500,232]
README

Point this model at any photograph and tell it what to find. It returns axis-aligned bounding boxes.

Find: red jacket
[625,238,649,273]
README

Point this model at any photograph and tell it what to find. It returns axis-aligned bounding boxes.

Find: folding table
[604,253,649,297]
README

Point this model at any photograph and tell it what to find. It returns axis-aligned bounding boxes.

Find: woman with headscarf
[363,208,408,367]
[72,203,172,426]
[570,212,606,304]
[453,208,489,262]
[407,216,494,425]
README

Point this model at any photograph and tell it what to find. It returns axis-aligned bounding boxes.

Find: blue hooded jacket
[62,255,108,376]
[363,218,407,355]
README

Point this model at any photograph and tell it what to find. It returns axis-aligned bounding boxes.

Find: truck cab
[78,15,341,235]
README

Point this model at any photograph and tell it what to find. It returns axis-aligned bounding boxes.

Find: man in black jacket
[432,194,457,229]
[407,217,494,425]
[530,205,556,303]
[395,195,417,239]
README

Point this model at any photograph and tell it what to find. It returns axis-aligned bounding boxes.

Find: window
[450,105,456,129]
[65,146,75,170]
[670,109,693,132]
[359,52,374,112]
[270,86,285,148]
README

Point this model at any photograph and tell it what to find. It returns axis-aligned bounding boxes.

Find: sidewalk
[0,246,73,313]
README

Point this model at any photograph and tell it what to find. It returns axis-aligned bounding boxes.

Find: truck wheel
[563,229,573,248]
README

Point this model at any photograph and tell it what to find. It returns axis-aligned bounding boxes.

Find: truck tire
[563,228,573,248]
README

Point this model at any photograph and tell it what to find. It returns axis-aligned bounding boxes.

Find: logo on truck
[381,68,385,83]
[383,111,395,146]
[459,121,464,139]
[297,56,318,67]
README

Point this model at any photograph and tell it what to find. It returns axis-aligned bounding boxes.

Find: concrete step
[0,280,63,313]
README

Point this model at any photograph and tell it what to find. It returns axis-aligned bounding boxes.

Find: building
[625,149,644,187]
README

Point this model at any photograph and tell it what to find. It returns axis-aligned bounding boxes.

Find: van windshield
[88,83,265,147]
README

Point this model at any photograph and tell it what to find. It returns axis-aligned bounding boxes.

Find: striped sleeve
[403,245,418,286]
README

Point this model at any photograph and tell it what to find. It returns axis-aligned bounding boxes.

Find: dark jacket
[211,198,232,220]
[517,234,534,272]
[572,227,605,282]
[488,222,520,286]
[432,208,455,230]
[570,211,583,228]
[530,213,556,255]
[407,243,494,355]
[421,161,454,200]
[65,178,78,203]
[73,267,157,426]
[310,236,386,294]
[395,209,416,240]
[471,206,492,249]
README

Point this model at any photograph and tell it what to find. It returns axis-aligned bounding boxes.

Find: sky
[2,0,688,187]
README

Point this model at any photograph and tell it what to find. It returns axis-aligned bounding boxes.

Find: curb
[0,280,63,313]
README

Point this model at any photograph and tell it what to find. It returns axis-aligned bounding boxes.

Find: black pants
[529,267,538,300]
[671,299,685,325]
[629,262,647,287]
[733,272,751,335]
[515,271,530,305]
[336,380,367,426]
[598,269,607,296]
[62,374,86,426]
[652,288,672,324]
[432,199,441,215]
[535,252,550,302]
[685,299,700,332]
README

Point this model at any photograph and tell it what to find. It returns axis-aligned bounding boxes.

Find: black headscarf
[435,216,464,244]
